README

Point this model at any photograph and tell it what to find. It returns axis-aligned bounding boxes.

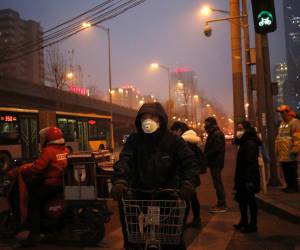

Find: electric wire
[1,0,147,63]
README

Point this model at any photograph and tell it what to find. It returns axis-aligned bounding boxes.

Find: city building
[170,68,197,119]
[273,63,288,106]
[0,9,44,84]
[283,1,300,110]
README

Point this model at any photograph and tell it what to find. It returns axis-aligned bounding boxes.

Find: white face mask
[142,118,160,134]
[236,131,245,139]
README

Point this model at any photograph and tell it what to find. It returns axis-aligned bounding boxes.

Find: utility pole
[230,0,245,126]
[241,0,254,123]
[255,33,280,186]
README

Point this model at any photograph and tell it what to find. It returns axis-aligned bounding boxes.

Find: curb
[256,194,300,225]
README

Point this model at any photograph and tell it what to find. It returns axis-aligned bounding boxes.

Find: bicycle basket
[122,199,186,245]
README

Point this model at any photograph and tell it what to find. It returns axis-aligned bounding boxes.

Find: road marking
[188,211,239,250]
[84,227,124,250]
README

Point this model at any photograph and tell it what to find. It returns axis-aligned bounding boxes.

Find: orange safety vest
[276,118,300,162]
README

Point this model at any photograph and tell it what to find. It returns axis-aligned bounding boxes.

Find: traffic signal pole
[242,0,254,123]
[230,0,245,126]
[255,33,280,186]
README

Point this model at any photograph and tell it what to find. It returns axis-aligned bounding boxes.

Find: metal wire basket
[122,199,186,246]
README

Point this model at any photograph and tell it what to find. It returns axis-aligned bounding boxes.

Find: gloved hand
[179,182,195,200]
[111,183,128,201]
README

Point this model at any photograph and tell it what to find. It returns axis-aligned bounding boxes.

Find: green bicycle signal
[257,11,274,27]
[251,0,277,33]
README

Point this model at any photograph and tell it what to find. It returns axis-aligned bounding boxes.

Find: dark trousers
[27,185,62,234]
[209,167,227,207]
[281,161,299,191]
[184,192,200,223]
[237,190,257,227]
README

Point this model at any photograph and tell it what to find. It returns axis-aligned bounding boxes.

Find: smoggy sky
[0,0,285,115]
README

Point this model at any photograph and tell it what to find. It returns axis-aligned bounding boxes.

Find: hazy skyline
[0,0,286,115]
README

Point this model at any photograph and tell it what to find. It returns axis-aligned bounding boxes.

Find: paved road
[1,143,300,250]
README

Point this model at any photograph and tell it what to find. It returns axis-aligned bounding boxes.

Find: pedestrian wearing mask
[234,121,261,233]
[171,121,207,228]
[111,102,200,250]
[204,117,227,213]
[276,105,300,193]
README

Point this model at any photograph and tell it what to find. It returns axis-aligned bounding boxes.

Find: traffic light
[251,0,277,34]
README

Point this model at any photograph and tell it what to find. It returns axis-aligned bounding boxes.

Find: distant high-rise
[170,68,197,119]
[283,1,300,110]
[273,63,288,106]
[0,9,44,84]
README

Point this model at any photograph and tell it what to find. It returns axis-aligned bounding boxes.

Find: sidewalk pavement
[256,187,300,225]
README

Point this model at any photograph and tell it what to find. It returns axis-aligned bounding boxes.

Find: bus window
[57,118,77,142]
[88,119,108,141]
[0,115,19,144]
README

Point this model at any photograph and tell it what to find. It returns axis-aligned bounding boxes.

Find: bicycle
[122,188,186,250]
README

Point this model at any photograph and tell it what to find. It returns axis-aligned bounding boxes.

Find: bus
[0,107,112,171]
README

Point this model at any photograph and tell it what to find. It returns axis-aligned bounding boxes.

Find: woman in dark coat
[234,121,261,233]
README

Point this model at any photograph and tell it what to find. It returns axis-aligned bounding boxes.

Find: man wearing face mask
[276,105,300,193]
[204,117,227,213]
[112,102,200,249]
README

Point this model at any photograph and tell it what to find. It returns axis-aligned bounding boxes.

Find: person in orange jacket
[20,126,68,246]
[276,105,300,193]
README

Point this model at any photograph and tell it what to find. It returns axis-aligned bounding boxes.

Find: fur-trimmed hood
[182,130,201,144]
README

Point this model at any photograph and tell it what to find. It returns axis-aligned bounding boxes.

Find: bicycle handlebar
[127,187,180,193]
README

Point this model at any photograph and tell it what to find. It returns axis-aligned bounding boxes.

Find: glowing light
[82,22,91,28]
[150,63,159,69]
[201,5,212,16]
[66,72,74,79]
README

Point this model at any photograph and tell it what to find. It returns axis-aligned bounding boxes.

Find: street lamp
[200,2,246,127]
[150,62,172,117]
[82,22,114,151]
[200,5,230,16]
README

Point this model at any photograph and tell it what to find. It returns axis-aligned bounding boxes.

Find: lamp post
[82,22,114,151]
[150,63,172,117]
[201,2,248,127]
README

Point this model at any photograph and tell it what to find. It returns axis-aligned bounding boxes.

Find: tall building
[273,63,288,106]
[283,1,300,110]
[0,9,44,84]
[170,68,197,119]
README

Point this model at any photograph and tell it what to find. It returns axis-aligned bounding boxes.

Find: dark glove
[111,183,128,201]
[179,182,195,200]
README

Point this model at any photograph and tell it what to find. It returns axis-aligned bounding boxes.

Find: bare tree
[45,45,68,89]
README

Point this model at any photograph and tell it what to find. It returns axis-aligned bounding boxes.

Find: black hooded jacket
[204,125,225,169]
[234,131,261,193]
[113,102,200,189]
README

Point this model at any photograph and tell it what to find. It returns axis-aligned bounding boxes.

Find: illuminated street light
[66,72,74,79]
[200,5,230,16]
[82,21,114,151]
[206,104,211,108]
[201,5,212,16]
[82,22,91,29]
[201,3,249,126]
[150,62,172,117]
[150,63,159,69]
